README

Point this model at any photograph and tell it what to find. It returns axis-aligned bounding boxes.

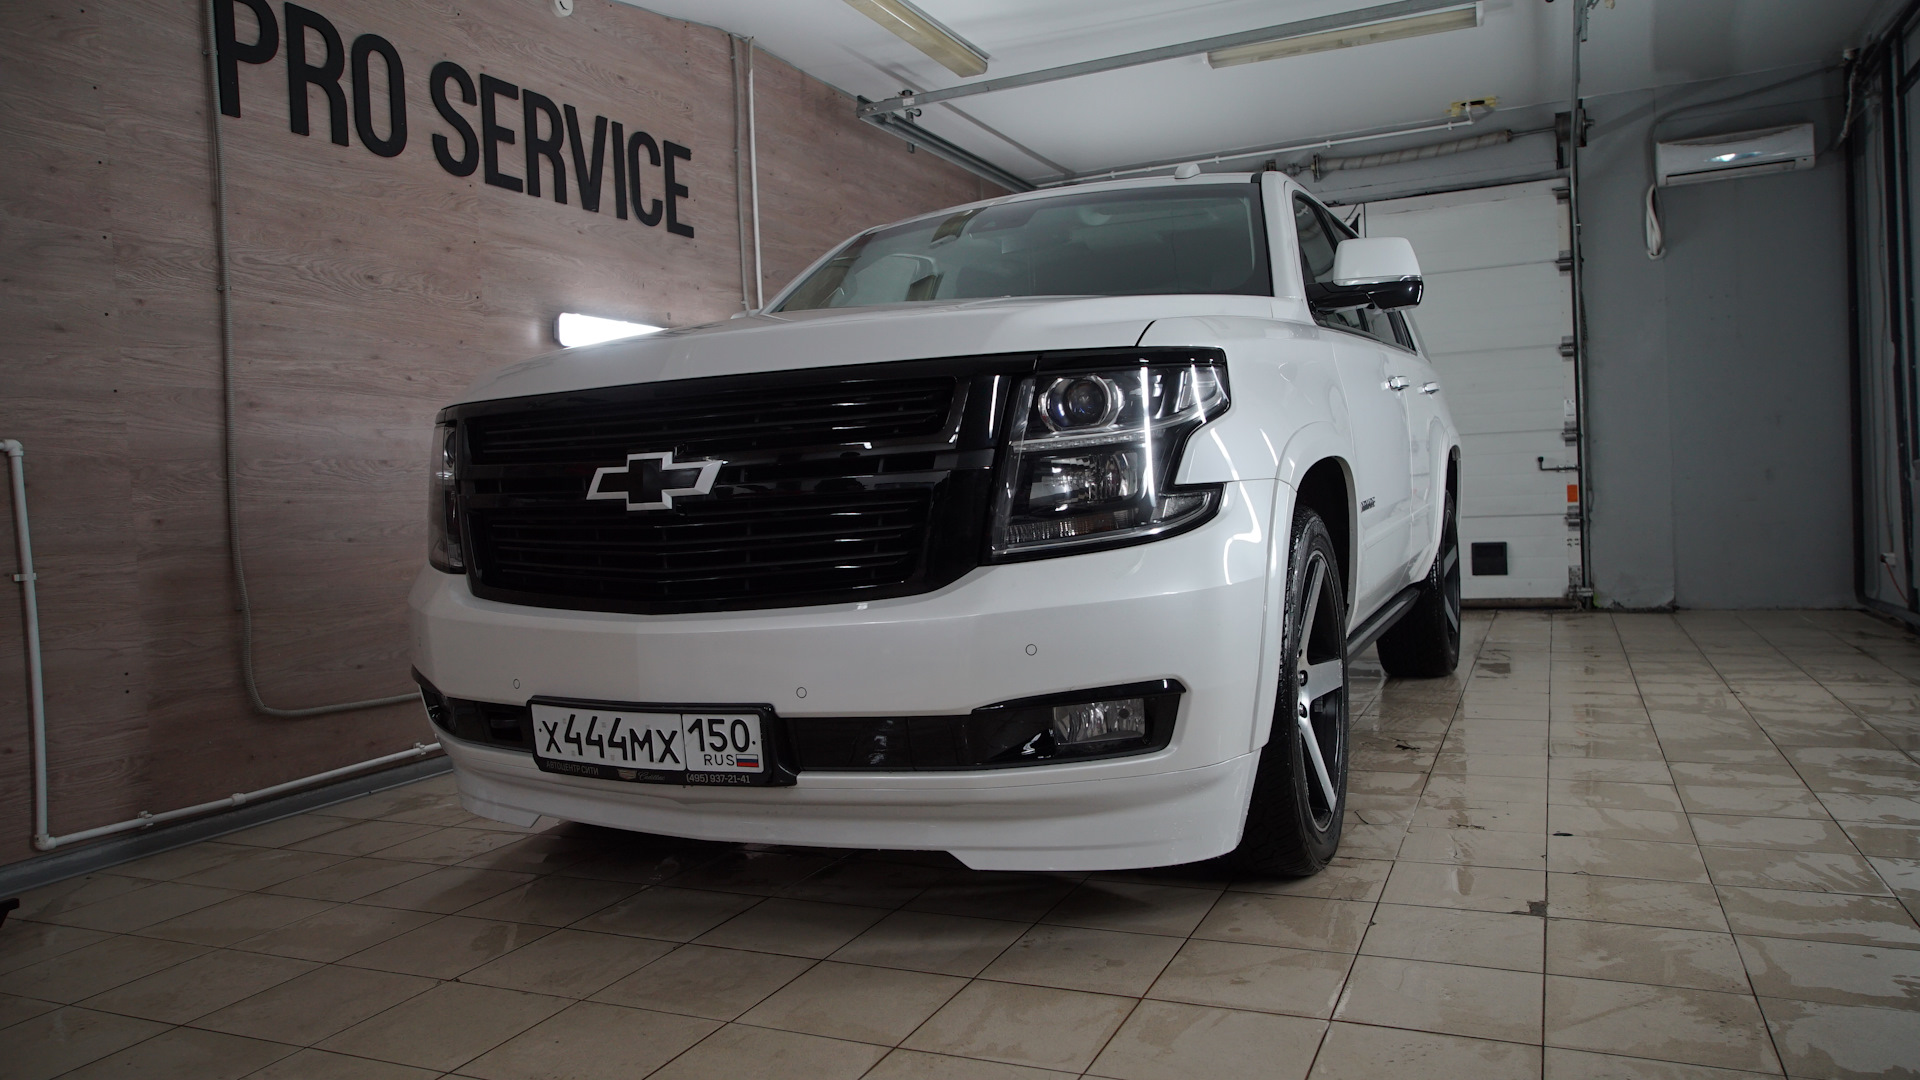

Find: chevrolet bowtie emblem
[585,451,724,511]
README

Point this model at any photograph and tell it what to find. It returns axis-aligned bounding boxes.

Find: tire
[1377,489,1462,678]
[1231,506,1349,878]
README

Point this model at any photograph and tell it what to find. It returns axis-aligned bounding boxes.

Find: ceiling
[623,0,1892,183]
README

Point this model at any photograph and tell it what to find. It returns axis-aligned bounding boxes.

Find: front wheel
[1377,489,1461,678]
[1231,506,1349,877]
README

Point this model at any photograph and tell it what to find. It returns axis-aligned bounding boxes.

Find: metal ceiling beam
[1041,107,1498,186]
[858,104,1038,191]
[856,0,1476,118]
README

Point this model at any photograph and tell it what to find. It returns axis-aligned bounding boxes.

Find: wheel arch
[1252,440,1356,754]
[1291,458,1356,617]
[1290,457,1351,618]
[1414,437,1462,580]
[1273,422,1357,612]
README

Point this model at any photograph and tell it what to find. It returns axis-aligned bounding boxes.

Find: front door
[1334,335,1416,617]
[1293,194,1415,620]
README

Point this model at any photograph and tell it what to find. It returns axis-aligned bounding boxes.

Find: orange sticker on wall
[1567,484,1579,503]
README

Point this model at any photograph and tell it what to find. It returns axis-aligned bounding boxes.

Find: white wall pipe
[3,440,51,853]
[4,438,441,852]
[731,35,754,311]
[746,36,764,310]
[38,742,441,850]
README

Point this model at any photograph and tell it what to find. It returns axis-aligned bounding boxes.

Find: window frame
[1291,193,1417,354]
[774,183,1277,312]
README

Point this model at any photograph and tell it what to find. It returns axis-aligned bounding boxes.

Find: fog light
[1052,698,1148,745]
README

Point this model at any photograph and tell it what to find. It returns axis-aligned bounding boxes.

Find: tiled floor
[5,610,1920,1079]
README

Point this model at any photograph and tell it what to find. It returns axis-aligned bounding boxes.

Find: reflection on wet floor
[4,610,1919,1079]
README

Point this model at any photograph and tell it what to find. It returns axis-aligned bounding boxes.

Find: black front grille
[467,377,957,463]
[449,358,1024,614]
[470,489,934,606]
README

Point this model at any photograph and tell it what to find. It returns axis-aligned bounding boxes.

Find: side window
[1293,196,1338,284]
[1358,306,1398,346]
[1389,311,1417,351]
[1292,195,1372,339]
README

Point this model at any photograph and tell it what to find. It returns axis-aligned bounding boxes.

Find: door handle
[1421,382,1441,395]
[1386,376,1410,391]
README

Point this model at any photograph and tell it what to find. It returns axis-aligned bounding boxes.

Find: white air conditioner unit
[1655,124,1816,188]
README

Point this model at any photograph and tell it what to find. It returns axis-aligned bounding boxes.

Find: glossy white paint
[418,172,1459,868]
[414,485,1273,870]
[1331,236,1422,285]
[443,737,1263,871]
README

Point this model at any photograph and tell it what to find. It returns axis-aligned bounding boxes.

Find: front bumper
[410,478,1278,870]
[442,736,1260,871]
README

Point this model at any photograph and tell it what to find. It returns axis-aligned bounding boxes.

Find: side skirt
[1346,584,1422,656]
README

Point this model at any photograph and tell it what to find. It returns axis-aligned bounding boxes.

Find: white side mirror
[1311,236,1424,311]
[1332,237,1421,285]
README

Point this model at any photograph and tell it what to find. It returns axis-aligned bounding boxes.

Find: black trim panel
[415,670,1183,774]
[796,679,1183,771]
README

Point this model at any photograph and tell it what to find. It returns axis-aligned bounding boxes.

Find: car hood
[453,294,1276,405]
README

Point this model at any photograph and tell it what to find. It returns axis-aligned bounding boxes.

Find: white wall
[1579,67,1853,609]
[1309,67,1856,610]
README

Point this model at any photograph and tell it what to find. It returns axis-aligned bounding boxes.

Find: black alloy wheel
[1231,506,1349,877]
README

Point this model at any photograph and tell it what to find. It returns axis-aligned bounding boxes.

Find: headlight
[990,356,1229,557]
[427,421,464,573]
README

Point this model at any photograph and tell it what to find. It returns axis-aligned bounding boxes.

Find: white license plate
[529,703,766,777]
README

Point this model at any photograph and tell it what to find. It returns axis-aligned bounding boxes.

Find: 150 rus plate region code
[529,701,770,786]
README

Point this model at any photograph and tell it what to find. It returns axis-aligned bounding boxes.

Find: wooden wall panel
[0,0,1000,865]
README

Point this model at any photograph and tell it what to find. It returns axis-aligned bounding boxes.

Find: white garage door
[1354,179,1578,602]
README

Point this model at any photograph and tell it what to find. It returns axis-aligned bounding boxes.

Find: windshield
[776,185,1271,311]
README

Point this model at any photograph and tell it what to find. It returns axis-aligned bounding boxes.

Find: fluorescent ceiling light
[555,313,663,348]
[1207,4,1480,68]
[845,0,989,78]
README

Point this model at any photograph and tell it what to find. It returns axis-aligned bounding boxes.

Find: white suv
[410,171,1461,876]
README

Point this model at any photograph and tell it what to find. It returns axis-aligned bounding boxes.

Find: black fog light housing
[787,680,1184,771]
[413,669,453,731]
[954,679,1182,767]
[411,669,534,748]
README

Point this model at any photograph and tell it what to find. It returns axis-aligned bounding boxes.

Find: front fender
[1248,422,1361,753]
[1137,316,1359,753]
[1274,421,1357,496]
[1250,479,1293,751]
[1145,315,1347,486]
